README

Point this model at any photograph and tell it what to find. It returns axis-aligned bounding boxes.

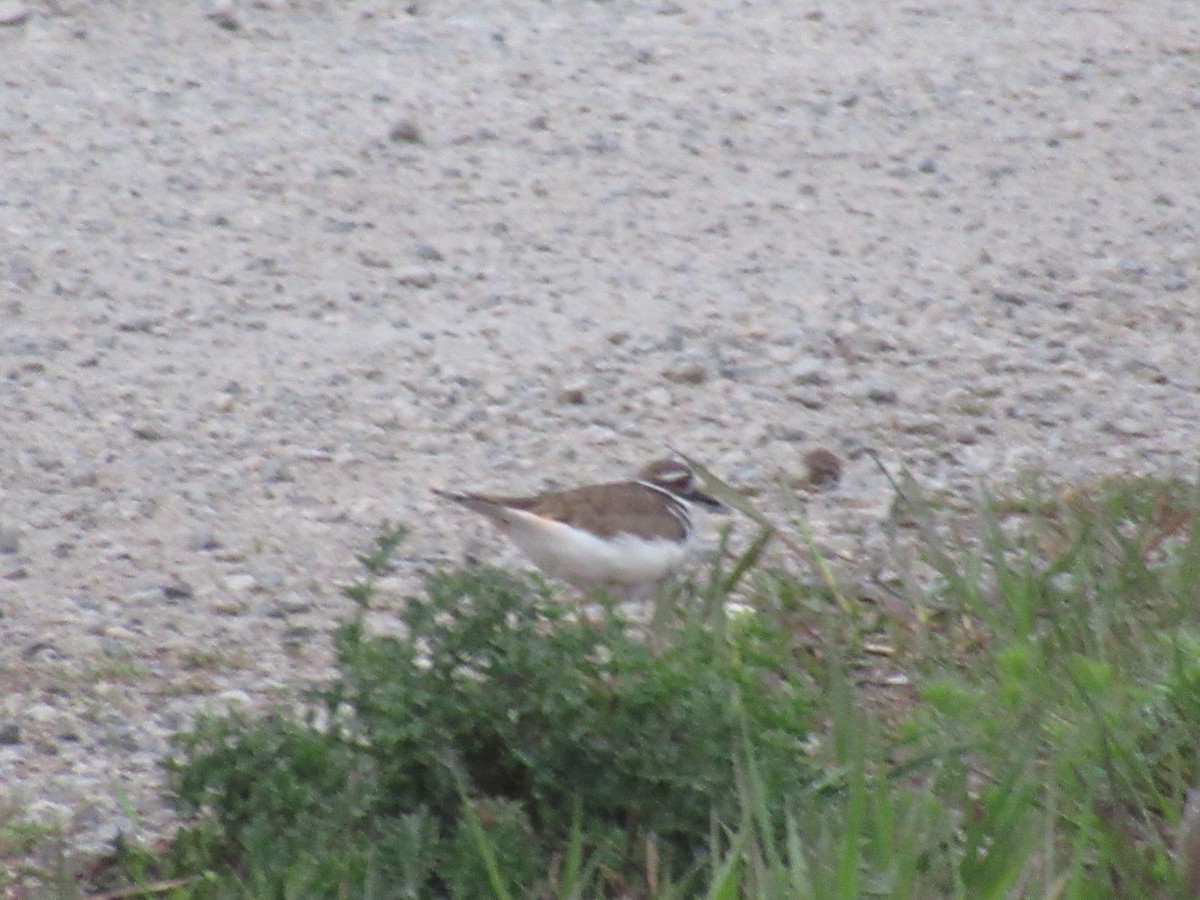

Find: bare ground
[1,0,1199,870]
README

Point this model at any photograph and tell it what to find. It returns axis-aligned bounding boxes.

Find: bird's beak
[688,488,725,512]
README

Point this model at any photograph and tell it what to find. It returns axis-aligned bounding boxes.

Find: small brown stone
[558,382,587,405]
[802,447,842,488]
[389,118,423,144]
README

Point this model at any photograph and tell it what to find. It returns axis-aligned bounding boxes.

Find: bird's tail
[432,489,511,520]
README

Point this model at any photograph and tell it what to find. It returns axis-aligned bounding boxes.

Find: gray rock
[863,380,899,404]
[162,578,195,601]
[131,421,169,441]
[0,527,20,555]
[771,423,808,442]
[357,250,393,269]
[395,266,436,288]
[1162,272,1190,292]
[992,285,1033,305]
[261,460,294,483]
[559,380,588,405]
[0,2,30,26]
[224,573,258,594]
[273,591,313,616]
[788,360,830,386]
[187,531,222,551]
[206,0,240,30]
[662,354,710,385]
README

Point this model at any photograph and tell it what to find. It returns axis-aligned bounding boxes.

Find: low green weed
[76,473,1200,899]
[144,526,813,897]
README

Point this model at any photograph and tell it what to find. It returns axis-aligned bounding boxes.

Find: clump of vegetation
[136,525,812,897]
[25,473,1200,899]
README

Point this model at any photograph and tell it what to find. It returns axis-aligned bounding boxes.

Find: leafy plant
[73,473,1200,899]
[150,533,813,897]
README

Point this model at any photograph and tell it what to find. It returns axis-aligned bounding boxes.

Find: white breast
[499,509,693,589]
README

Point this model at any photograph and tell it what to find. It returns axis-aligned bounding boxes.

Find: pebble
[162,578,196,600]
[1050,120,1086,141]
[99,721,143,753]
[101,635,134,655]
[787,360,830,386]
[954,428,979,445]
[389,118,423,143]
[643,386,673,407]
[205,0,240,30]
[606,329,631,345]
[131,421,169,441]
[395,266,436,288]
[224,573,259,594]
[187,531,222,551]
[899,415,944,436]
[0,527,21,554]
[25,702,61,726]
[772,422,808,442]
[662,355,710,385]
[991,285,1033,306]
[273,592,313,616]
[0,721,20,744]
[0,1,29,26]
[806,448,844,489]
[558,380,588,405]
[217,689,255,709]
[261,460,295,483]
[25,800,73,827]
[211,596,249,615]
[257,570,285,589]
[766,345,796,365]
[117,316,163,334]
[863,380,899,404]
[357,249,393,269]
[1101,418,1152,438]
[789,390,825,410]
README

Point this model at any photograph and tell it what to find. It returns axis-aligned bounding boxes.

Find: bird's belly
[509,519,691,587]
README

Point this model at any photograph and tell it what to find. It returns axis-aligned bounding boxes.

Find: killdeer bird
[434,458,724,593]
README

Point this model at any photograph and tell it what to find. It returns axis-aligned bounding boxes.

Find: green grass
[17,473,1200,898]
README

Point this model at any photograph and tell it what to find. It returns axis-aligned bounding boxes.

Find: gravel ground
[2,0,1199,871]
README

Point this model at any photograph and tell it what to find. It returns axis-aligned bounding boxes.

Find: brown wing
[527,481,689,541]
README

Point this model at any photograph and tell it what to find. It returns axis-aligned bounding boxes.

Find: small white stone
[217,689,255,709]
[644,386,672,407]
[483,380,509,403]
[223,573,258,594]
